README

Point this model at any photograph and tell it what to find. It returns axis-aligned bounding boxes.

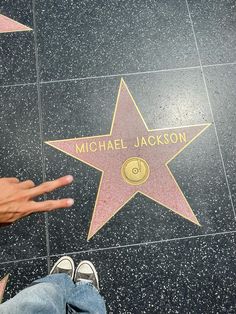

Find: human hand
[0,175,74,225]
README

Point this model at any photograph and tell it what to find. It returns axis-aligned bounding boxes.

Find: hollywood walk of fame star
[0,14,32,33]
[46,79,211,240]
[0,274,9,303]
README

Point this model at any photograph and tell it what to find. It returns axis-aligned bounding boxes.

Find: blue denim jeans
[0,273,106,314]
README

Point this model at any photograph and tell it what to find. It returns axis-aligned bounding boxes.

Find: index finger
[0,177,20,183]
[28,198,74,213]
[26,175,74,199]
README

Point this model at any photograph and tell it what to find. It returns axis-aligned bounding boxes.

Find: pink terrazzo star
[0,274,9,303]
[0,14,32,33]
[46,79,211,239]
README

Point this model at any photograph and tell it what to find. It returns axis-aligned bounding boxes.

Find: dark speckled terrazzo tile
[0,0,36,86]
[36,0,199,81]
[41,71,235,254]
[0,85,46,262]
[188,0,236,65]
[204,64,236,209]
[0,258,47,302]
[50,233,236,313]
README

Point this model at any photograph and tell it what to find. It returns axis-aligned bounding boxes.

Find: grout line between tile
[0,62,235,89]
[185,0,236,219]
[203,61,236,68]
[0,230,235,266]
[32,0,51,273]
[40,65,201,84]
[38,62,236,85]
[0,255,48,266]
[50,230,236,258]
[0,82,36,88]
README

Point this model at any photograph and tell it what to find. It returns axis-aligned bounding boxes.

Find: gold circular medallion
[121,157,150,186]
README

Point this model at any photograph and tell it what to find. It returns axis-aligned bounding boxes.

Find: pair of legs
[0,257,106,314]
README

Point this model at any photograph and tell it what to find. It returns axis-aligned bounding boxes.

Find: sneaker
[50,256,75,280]
[74,260,99,291]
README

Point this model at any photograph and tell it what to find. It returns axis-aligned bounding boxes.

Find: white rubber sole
[50,256,75,279]
[75,260,99,290]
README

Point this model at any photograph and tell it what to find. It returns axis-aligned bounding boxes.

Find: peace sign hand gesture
[0,175,74,225]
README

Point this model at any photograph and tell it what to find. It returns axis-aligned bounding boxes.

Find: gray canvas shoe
[50,256,75,280]
[74,260,100,291]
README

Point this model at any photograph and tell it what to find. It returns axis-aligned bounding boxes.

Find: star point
[0,274,9,304]
[0,14,32,33]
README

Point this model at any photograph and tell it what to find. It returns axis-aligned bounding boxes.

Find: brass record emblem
[121,157,150,185]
